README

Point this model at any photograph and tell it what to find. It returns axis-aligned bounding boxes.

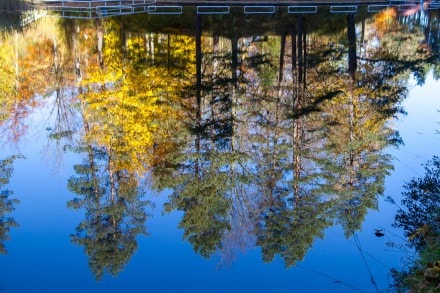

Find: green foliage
[67,145,150,280]
[48,130,74,141]
[394,156,440,250]
[0,155,21,254]
[257,194,332,267]
[37,8,436,271]
[163,150,233,258]
[391,157,440,292]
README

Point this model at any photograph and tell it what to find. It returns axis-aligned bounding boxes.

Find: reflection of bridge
[38,0,439,18]
[42,0,156,17]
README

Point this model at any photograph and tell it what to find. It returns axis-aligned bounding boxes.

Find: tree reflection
[317,27,403,237]
[0,5,439,287]
[394,157,440,250]
[0,156,20,254]
[30,8,439,275]
[153,12,412,268]
[257,193,332,266]
[63,16,198,279]
[391,157,440,291]
[162,149,233,258]
[67,144,150,280]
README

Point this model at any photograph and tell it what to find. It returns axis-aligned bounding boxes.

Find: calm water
[0,6,439,292]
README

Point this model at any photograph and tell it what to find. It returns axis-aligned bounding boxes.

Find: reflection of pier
[21,10,48,25]
[37,0,439,18]
[0,1,47,30]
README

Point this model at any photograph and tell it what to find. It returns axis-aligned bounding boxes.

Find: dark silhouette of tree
[391,156,440,292]
[393,156,440,250]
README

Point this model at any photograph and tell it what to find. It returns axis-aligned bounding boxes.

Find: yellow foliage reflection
[79,19,195,175]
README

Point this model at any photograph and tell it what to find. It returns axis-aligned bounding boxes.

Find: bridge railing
[38,0,439,18]
[41,0,156,18]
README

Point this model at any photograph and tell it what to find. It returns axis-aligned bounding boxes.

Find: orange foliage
[373,8,399,36]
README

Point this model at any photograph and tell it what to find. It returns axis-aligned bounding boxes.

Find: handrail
[35,0,434,18]
[39,0,156,17]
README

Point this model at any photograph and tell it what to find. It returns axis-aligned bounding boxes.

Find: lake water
[0,6,439,292]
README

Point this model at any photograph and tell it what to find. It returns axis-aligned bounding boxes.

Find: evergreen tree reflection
[45,9,437,272]
[67,144,150,280]
[0,156,20,254]
[154,13,410,267]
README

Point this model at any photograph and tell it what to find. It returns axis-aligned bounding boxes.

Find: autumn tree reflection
[77,18,193,174]
[37,10,438,273]
[64,17,196,279]
[2,4,439,280]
